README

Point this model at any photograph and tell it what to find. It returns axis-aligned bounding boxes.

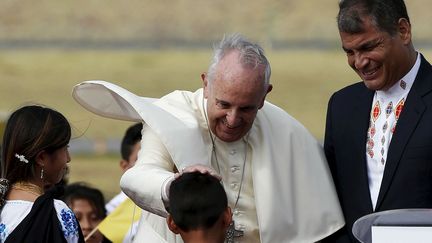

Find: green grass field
[67,154,122,200]
[1,49,432,200]
[0,49,360,139]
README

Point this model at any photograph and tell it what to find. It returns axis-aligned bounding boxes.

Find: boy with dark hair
[119,123,143,173]
[106,123,143,213]
[167,172,232,243]
[103,123,143,242]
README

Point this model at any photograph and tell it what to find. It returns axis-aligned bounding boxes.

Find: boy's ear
[167,215,181,234]
[222,207,233,229]
[119,159,130,173]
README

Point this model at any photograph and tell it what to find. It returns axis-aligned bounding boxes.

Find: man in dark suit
[323,0,432,242]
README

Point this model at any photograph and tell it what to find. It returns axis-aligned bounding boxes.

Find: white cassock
[73,80,344,243]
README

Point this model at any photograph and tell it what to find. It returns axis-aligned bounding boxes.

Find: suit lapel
[376,55,432,209]
[353,86,375,211]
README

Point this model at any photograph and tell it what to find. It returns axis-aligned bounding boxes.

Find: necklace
[202,97,247,242]
[11,181,44,197]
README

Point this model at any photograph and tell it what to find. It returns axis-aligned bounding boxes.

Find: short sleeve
[54,200,81,243]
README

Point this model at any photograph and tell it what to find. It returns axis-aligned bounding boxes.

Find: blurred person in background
[73,33,344,243]
[62,182,112,243]
[105,122,142,213]
[323,0,432,242]
[0,105,84,243]
[166,172,232,243]
[103,122,142,242]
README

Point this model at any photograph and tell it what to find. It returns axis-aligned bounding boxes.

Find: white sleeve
[105,192,128,215]
[54,200,81,243]
[120,124,175,217]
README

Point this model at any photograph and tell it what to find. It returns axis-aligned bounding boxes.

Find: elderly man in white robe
[73,33,344,243]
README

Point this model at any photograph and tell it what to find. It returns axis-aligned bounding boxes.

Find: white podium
[352,209,432,243]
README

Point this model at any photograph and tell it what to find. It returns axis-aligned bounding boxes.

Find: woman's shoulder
[0,200,34,242]
[53,198,70,209]
[53,199,81,243]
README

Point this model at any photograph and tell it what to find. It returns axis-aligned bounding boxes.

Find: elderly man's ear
[201,72,210,99]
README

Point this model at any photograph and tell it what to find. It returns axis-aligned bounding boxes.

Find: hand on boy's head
[179,164,222,180]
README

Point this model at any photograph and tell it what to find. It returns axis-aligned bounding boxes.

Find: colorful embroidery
[385,102,393,118]
[391,124,396,134]
[400,80,407,90]
[367,138,374,150]
[369,124,376,138]
[0,223,7,241]
[372,101,381,122]
[382,121,388,133]
[60,208,79,237]
[368,149,374,158]
[395,98,405,120]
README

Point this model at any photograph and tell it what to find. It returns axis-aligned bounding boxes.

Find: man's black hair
[338,0,410,35]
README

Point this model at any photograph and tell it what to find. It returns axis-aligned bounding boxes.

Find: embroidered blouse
[0,199,80,243]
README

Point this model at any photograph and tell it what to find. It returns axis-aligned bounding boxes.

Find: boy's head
[120,123,143,172]
[167,172,232,243]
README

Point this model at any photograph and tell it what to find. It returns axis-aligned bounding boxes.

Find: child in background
[167,172,232,243]
[103,123,142,242]
[62,182,112,243]
[105,123,142,213]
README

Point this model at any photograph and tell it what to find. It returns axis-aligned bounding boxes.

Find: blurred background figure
[167,172,232,243]
[0,105,83,243]
[62,182,111,243]
[105,122,142,214]
[101,122,142,243]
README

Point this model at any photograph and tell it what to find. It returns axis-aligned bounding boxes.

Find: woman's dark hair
[0,105,71,206]
[62,182,107,220]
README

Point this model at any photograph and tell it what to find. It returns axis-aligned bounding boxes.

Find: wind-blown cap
[72,80,153,122]
[72,80,208,170]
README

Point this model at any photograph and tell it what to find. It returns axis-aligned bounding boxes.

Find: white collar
[376,52,421,99]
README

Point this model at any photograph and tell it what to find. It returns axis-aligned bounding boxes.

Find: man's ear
[201,72,209,99]
[398,18,412,45]
[222,207,233,230]
[259,84,273,109]
[167,215,181,234]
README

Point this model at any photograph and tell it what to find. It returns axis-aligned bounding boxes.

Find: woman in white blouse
[0,105,84,243]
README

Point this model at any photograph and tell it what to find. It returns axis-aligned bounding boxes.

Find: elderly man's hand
[176,164,222,180]
[163,164,222,209]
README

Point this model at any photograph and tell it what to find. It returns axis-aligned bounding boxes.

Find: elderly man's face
[203,51,271,142]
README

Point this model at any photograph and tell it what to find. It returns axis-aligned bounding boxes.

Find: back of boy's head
[120,123,143,161]
[168,172,227,232]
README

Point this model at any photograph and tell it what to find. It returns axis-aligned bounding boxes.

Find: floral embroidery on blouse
[0,223,7,242]
[60,208,79,237]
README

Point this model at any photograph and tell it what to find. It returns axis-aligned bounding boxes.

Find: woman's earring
[40,168,44,179]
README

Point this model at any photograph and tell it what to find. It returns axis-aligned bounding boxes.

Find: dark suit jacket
[323,54,432,243]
